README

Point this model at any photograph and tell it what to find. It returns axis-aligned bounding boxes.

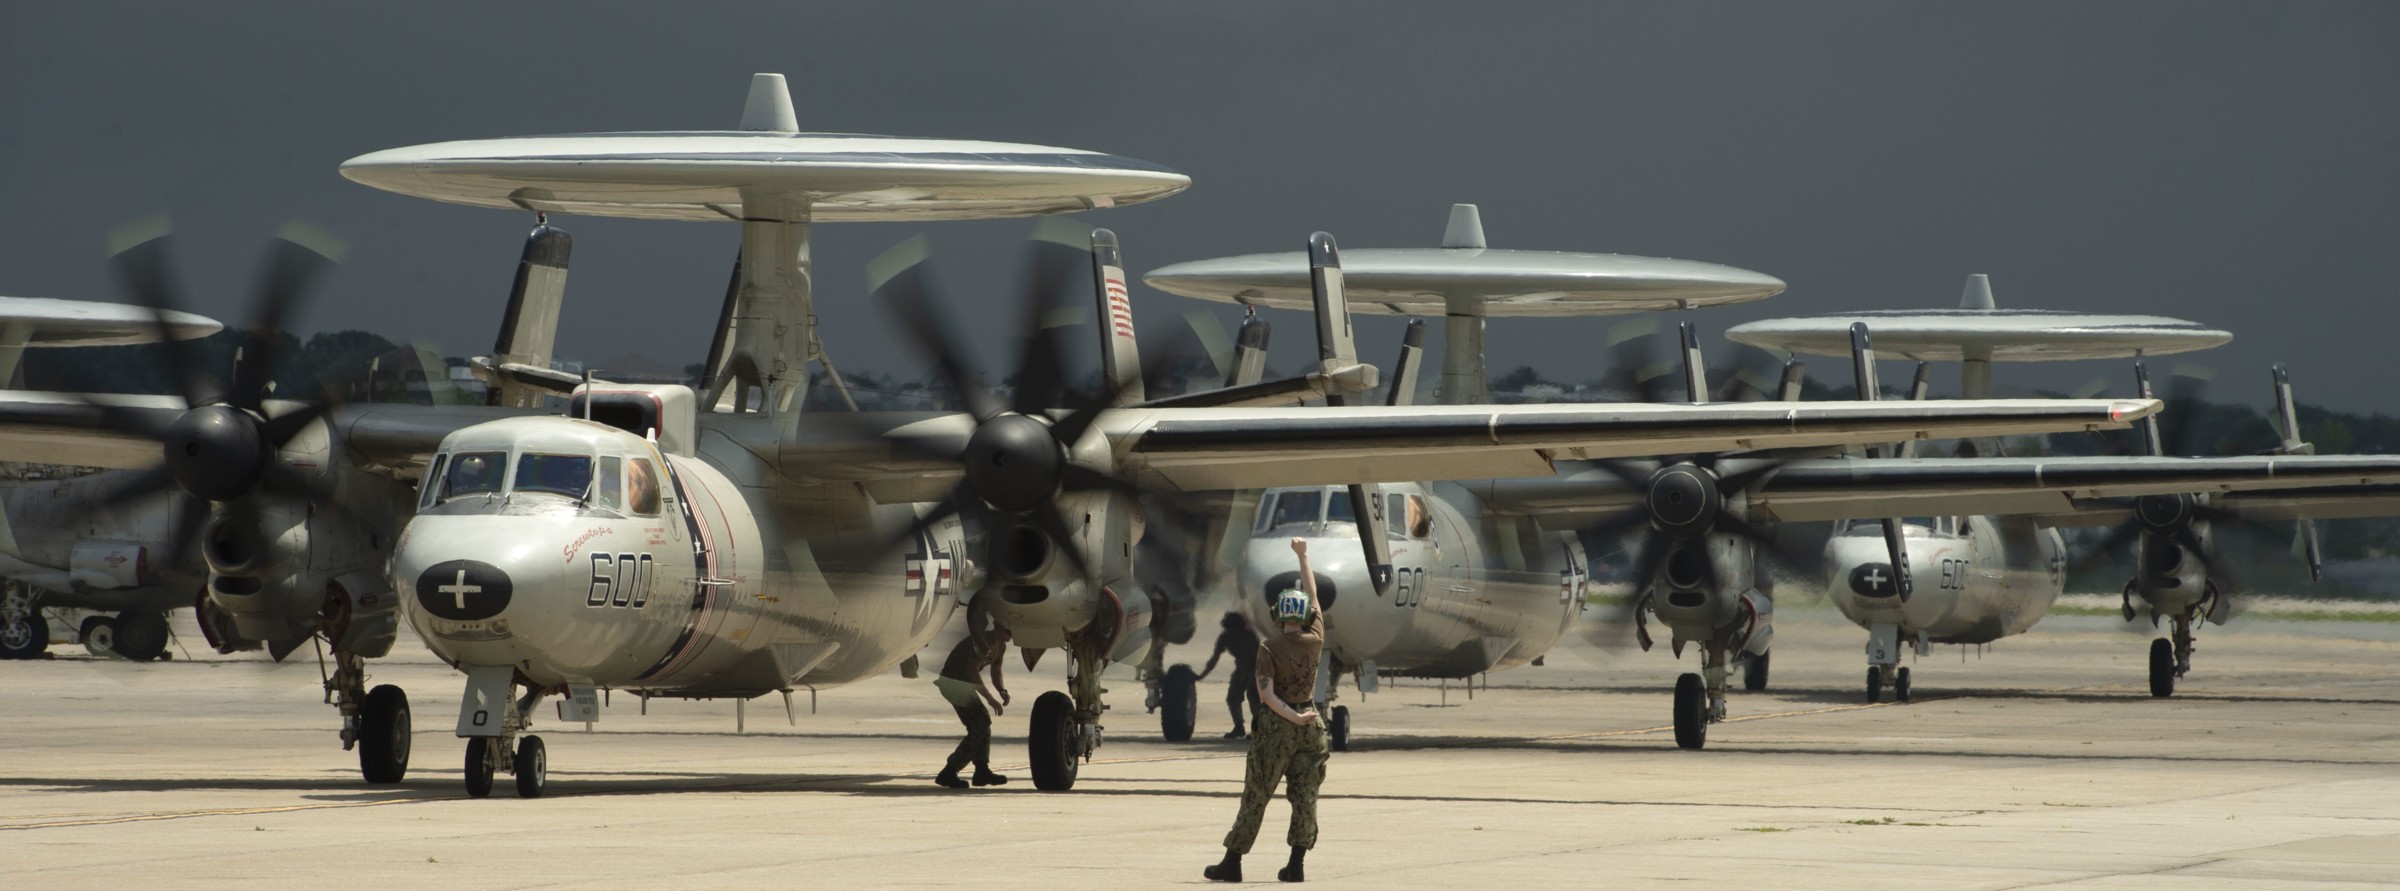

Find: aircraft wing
[0,393,187,469]
[1471,453,2400,528]
[1105,398,2156,493]
[785,398,2157,496]
[0,393,541,478]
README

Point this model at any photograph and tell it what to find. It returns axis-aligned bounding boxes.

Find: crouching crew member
[934,605,1011,789]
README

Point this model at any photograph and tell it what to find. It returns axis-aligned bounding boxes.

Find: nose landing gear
[455,666,550,798]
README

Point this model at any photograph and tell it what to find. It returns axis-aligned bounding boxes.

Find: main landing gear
[456,667,548,798]
[1030,634,1111,792]
[1153,663,1199,743]
[78,610,170,662]
[0,583,46,660]
[327,651,413,783]
[1671,643,1733,750]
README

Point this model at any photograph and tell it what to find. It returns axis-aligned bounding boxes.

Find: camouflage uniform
[1221,609,1328,853]
[1222,703,1329,852]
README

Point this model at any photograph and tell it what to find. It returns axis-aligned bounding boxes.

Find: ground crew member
[1205,537,1327,883]
[933,606,1011,789]
[1200,610,1262,738]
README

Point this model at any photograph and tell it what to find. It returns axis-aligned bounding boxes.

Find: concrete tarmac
[3,605,2397,889]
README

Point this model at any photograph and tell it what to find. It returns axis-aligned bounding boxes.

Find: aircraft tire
[112,611,170,662]
[0,611,46,659]
[358,684,412,784]
[80,617,117,658]
[1329,705,1350,752]
[1029,691,1078,792]
[1865,666,1882,704]
[2148,638,2176,698]
[513,735,547,798]
[1672,673,1707,750]
[464,737,495,798]
[1743,652,1770,692]
[1160,664,1198,742]
[1894,667,1912,703]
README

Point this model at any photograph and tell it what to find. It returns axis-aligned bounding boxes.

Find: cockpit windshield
[1841,516,1939,537]
[1326,490,1353,522]
[439,451,508,502]
[1267,491,1322,527]
[514,453,594,498]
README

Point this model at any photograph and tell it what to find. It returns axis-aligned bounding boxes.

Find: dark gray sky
[5,3,2395,410]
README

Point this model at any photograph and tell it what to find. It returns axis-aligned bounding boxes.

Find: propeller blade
[1878,517,1913,601]
[104,217,218,407]
[1008,255,1075,418]
[869,237,1003,421]
[231,222,346,413]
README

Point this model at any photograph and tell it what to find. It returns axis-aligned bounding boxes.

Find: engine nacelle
[68,540,149,589]
[324,569,400,658]
[204,502,317,643]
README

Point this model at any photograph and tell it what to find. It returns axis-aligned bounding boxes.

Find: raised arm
[1290,536,1319,617]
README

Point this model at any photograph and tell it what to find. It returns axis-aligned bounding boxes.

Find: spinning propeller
[78,219,379,634]
[865,225,1163,599]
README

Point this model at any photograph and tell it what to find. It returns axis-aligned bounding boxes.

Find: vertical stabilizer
[740,73,799,133]
[487,224,574,407]
[1088,228,1145,405]
[1228,315,1270,388]
[1385,319,1428,406]
[2269,363,2324,582]
[1678,321,1708,404]
[1959,273,1996,310]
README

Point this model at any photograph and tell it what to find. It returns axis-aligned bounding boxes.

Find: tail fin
[1229,314,1271,388]
[2269,363,2324,581]
[1385,319,1428,406]
[484,223,573,407]
[1959,273,1996,310]
[1678,321,1708,404]
[1088,228,1145,405]
[1778,359,1806,402]
[1308,232,1375,398]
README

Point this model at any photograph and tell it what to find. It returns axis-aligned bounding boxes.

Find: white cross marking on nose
[1864,567,1888,588]
[437,570,482,610]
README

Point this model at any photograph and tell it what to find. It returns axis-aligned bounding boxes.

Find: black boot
[971,765,1009,786]
[934,764,968,789]
[1203,849,1243,882]
[1277,848,1306,882]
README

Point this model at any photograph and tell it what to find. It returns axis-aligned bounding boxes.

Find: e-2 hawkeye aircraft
[1142,203,1786,748]
[0,295,221,661]
[1157,242,2400,751]
[0,75,2161,797]
[1725,276,2400,701]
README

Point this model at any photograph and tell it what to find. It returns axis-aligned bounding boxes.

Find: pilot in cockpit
[445,453,503,498]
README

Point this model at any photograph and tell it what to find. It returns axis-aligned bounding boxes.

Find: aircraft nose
[1848,562,1905,599]
[413,559,515,621]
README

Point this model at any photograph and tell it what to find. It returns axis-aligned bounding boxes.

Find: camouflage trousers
[1221,707,1329,853]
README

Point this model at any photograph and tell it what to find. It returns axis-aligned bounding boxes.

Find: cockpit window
[1326,490,1353,522]
[441,452,508,502]
[1268,491,1321,527]
[596,456,623,510]
[419,454,448,509]
[514,453,594,498]
[628,458,661,516]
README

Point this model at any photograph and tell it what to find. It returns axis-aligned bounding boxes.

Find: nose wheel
[1866,664,1912,703]
[455,671,552,798]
